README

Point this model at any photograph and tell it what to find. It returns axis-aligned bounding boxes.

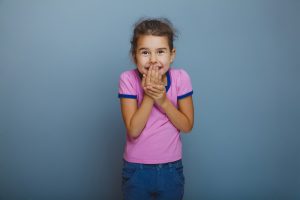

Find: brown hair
[130,18,177,57]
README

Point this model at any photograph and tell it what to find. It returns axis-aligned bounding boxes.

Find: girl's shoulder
[120,68,138,76]
[119,69,139,81]
[169,68,191,79]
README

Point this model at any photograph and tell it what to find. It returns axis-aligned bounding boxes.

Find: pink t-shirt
[118,68,193,164]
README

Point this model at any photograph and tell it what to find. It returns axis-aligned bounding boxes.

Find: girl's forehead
[137,35,169,49]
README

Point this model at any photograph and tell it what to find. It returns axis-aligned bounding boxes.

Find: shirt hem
[118,93,137,99]
[177,90,193,100]
[124,155,182,164]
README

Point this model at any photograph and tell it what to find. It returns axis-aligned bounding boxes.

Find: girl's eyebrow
[138,48,149,51]
[138,47,168,51]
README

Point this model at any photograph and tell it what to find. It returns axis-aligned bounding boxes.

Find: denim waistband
[123,159,182,169]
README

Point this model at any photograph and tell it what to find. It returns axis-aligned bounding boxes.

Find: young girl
[118,18,194,200]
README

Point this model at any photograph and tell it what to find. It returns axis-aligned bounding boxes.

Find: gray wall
[0,0,299,199]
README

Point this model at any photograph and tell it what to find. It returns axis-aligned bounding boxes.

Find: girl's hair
[130,17,177,57]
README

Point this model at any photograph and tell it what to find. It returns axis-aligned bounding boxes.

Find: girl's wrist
[143,93,155,104]
[156,95,168,109]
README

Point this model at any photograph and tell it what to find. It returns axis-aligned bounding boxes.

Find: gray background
[0,0,299,199]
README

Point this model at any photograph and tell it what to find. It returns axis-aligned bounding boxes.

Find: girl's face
[134,35,176,76]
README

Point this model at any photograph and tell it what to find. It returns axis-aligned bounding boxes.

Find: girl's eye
[157,50,166,55]
[141,51,150,55]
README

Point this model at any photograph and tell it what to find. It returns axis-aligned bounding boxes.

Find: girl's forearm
[128,95,154,138]
[160,99,193,133]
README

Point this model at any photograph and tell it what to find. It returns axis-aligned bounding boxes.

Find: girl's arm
[120,95,154,139]
[159,96,194,133]
[120,75,155,139]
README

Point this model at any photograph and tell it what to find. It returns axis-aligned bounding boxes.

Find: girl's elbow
[127,128,141,139]
[182,127,193,133]
[181,123,194,133]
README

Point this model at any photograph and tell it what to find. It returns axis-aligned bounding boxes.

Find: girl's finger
[145,89,159,98]
[152,66,156,82]
[151,84,165,91]
[146,66,152,86]
[154,66,159,84]
[144,89,157,98]
[147,85,164,94]
[142,74,146,87]
[158,72,162,84]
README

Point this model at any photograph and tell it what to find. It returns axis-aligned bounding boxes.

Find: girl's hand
[146,66,163,86]
[142,66,167,106]
[146,84,167,106]
[141,71,154,100]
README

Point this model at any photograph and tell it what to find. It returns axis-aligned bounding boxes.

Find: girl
[118,18,194,200]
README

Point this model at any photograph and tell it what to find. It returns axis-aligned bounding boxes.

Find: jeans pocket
[122,165,140,187]
[172,165,185,185]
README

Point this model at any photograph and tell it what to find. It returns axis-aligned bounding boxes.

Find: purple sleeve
[177,69,193,100]
[118,71,137,99]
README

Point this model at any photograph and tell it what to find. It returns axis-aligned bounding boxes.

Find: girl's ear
[171,48,176,62]
[132,54,137,64]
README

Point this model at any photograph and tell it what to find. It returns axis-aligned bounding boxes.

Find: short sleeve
[177,69,193,100]
[118,71,137,99]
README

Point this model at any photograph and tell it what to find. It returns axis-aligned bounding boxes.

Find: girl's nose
[150,53,157,63]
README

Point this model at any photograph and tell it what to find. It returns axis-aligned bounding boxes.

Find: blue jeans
[122,159,185,200]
